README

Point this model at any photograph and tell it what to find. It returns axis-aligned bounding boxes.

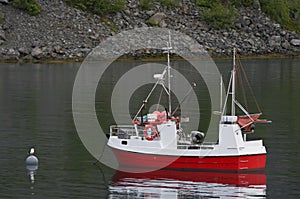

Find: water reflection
[109,169,266,198]
[26,164,38,183]
[26,164,38,196]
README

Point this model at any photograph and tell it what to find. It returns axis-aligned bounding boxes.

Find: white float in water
[26,147,39,166]
[26,147,38,183]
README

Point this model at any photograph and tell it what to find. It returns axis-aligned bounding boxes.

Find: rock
[257,23,263,29]
[18,47,30,55]
[31,47,43,58]
[246,39,255,46]
[280,30,286,36]
[32,41,40,48]
[7,48,20,57]
[0,0,9,4]
[159,20,167,28]
[282,40,290,49]
[54,45,65,54]
[146,10,155,16]
[0,30,6,41]
[124,9,131,16]
[253,0,261,10]
[222,32,229,37]
[146,12,166,27]
[241,16,251,27]
[273,23,281,29]
[269,36,281,47]
[22,54,33,60]
[0,0,297,60]
[290,39,300,46]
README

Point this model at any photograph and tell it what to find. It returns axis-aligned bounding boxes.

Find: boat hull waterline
[111,148,266,171]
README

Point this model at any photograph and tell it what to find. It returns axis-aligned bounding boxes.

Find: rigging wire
[156,86,164,111]
[236,54,262,113]
[236,61,249,111]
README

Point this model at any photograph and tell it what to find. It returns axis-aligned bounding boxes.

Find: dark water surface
[0,58,299,198]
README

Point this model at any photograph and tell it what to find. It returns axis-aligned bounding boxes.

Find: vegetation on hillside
[8,0,300,33]
[64,0,126,16]
[196,0,239,30]
[138,0,178,10]
[196,0,299,32]
[12,0,41,16]
[260,0,300,32]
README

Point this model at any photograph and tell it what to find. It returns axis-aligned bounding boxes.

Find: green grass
[197,0,300,32]
[138,0,178,10]
[64,0,126,16]
[197,0,239,30]
[157,0,178,8]
[12,0,41,16]
[260,0,300,33]
[138,0,155,10]
[102,18,118,32]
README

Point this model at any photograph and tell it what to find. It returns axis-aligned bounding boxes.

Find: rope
[236,61,248,111]
[236,54,262,113]
[156,86,164,111]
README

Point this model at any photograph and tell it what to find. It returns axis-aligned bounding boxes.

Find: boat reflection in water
[109,168,266,198]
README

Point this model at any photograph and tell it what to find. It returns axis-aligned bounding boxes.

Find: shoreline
[0,1,299,65]
[0,53,298,64]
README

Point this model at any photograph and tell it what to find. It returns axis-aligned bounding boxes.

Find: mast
[133,32,173,122]
[220,76,223,113]
[167,32,172,114]
[231,48,236,116]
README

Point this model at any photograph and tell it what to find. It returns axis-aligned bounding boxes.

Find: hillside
[0,0,299,61]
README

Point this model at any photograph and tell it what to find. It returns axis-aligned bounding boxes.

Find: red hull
[112,148,266,171]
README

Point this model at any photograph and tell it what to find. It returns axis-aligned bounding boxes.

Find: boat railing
[110,125,144,139]
[177,142,215,150]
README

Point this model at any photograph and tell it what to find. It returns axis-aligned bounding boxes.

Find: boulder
[7,48,20,57]
[253,0,261,10]
[18,47,30,55]
[0,30,6,41]
[31,47,43,58]
[146,12,166,27]
[282,40,290,49]
[290,39,300,46]
[0,0,8,4]
[268,35,281,47]
[146,10,155,16]
[159,20,167,28]
[241,16,251,27]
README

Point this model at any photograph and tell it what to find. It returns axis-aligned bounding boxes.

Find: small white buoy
[26,147,38,183]
[26,147,38,166]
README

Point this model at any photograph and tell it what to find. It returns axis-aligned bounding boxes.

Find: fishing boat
[107,41,270,171]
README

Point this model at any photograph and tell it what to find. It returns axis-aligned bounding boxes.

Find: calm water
[0,58,299,198]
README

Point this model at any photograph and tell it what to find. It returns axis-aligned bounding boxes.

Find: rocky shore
[0,0,299,62]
